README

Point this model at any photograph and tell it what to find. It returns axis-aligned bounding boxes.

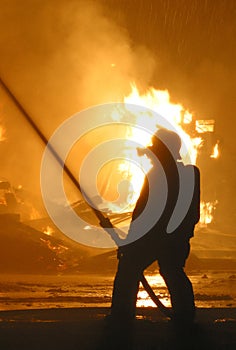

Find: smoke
[0,0,156,120]
[0,0,156,198]
[0,0,235,231]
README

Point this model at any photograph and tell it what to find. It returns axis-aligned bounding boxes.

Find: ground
[0,307,236,350]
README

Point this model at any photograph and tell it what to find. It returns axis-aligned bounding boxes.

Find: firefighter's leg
[111,252,140,320]
[158,240,195,322]
[111,246,155,320]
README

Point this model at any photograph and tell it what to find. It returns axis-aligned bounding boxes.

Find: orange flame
[43,226,54,236]
[210,141,220,159]
[199,201,218,226]
[108,83,217,225]
[110,83,203,213]
[124,83,203,164]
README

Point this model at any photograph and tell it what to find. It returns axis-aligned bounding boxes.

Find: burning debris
[0,179,42,222]
[43,225,54,236]
[103,83,220,225]
[195,119,215,133]
[200,201,218,226]
[0,180,19,217]
[1,78,220,229]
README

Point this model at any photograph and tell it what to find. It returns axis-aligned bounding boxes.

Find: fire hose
[0,77,172,318]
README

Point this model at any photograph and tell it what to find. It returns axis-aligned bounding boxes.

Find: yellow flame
[195,119,215,133]
[199,201,218,225]
[183,111,192,124]
[210,141,219,159]
[108,83,217,225]
[110,83,204,213]
[43,225,54,236]
[124,83,203,164]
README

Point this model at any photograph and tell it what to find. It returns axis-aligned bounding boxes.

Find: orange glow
[0,124,6,141]
[199,201,218,225]
[29,207,41,220]
[43,226,54,236]
[109,83,204,213]
[210,141,220,159]
[105,83,218,226]
[137,274,170,308]
[195,119,215,133]
[40,238,68,253]
[137,290,156,307]
[123,83,203,164]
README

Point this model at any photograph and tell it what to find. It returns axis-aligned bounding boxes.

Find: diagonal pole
[0,76,119,239]
[0,76,172,318]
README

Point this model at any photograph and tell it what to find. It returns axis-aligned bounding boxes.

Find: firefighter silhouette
[110,128,200,324]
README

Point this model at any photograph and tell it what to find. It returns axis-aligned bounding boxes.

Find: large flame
[124,84,202,164]
[108,83,218,225]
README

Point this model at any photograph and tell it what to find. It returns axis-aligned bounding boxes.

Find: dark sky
[0,0,235,228]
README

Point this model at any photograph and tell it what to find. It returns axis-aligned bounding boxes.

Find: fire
[210,141,219,159]
[124,83,202,164]
[43,225,54,236]
[199,201,218,226]
[107,83,219,225]
[118,83,202,211]
[195,119,215,133]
